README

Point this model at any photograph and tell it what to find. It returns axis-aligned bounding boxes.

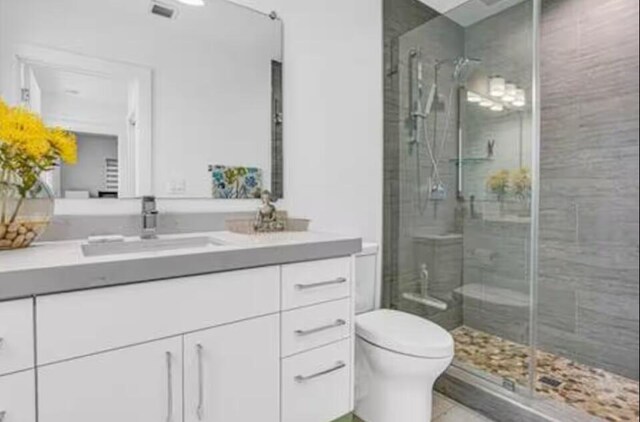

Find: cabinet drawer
[282,299,351,357]
[0,299,34,376]
[282,339,351,422]
[37,266,280,365]
[0,370,36,422]
[282,258,351,310]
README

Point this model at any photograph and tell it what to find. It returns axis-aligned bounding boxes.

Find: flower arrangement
[0,97,77,248]
[486,169,510,201]
[511,167,532,201]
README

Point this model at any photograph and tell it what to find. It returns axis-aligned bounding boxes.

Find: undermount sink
[81,235,227,257]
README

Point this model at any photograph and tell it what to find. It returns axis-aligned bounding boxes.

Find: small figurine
[254,190,285,233]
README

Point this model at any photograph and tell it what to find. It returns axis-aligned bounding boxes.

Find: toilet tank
[355,243,380,315]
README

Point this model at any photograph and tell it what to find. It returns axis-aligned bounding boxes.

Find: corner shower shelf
[450,157,494,166]
[453,283,529,308]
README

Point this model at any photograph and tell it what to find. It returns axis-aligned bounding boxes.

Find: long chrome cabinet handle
[295,277,347,291]
[295,319,347,336]
[166,351,173,422]
[0,337,4,350]
[196,344,204,421]
[294,361,346,383]
[0,410,6,422]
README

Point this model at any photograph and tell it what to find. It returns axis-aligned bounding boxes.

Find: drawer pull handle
[295,277,347,291]
[295,319,347,336]
[0,411,6,422]
[196,344,205,420]
[294,361,346,383]
[0,337,4,350]
[166,351,174,422]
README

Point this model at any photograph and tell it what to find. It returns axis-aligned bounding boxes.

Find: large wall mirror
[0,0,284,201]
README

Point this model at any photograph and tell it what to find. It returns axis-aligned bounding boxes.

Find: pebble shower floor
[452,326,640,422]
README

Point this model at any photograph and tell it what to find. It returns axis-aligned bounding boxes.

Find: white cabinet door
[184,314,280,422]
[0,299,34,376]
[38,337,182,422]
[0,370,36,422]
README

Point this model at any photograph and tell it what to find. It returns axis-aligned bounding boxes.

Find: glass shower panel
[392,0,536,395]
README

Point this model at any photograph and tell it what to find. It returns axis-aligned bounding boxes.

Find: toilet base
[354,337,452,422]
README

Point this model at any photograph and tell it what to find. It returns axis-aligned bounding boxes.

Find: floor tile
[434,404,492,422]
[432,392,456,419]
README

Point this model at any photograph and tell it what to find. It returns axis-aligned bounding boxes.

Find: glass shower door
[390,0,537,396]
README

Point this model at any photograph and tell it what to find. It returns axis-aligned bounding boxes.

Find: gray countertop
[0,231,362,301]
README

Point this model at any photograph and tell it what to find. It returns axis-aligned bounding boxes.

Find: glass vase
[0,176,54,250]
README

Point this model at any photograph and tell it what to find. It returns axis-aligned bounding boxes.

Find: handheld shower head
[453,56,482,82]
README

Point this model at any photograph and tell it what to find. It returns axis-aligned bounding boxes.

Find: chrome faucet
[141,196,158,239]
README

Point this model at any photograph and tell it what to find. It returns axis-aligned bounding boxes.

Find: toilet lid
[356,309,454,358]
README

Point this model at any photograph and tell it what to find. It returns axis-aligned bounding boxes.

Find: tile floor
[432,392,495,422]
[452,326,640,422]
[351,393,494,422]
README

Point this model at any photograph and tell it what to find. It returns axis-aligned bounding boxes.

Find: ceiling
[417,0,527,27]
[31,66,128,107]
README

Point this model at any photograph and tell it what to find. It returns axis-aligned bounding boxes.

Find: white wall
[228,0,384,243]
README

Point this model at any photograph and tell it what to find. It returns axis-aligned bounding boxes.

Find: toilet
[354,244,455,422]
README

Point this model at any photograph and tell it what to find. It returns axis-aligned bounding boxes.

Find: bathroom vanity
[0,232,361,422]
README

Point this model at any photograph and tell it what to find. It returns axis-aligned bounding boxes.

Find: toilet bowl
[354,309,454,422]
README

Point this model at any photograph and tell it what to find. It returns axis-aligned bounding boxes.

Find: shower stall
[383,0,639,420]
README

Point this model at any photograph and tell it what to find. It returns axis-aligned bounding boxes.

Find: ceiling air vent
[149,1,178,19]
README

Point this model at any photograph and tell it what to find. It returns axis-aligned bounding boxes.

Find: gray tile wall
[394,15,465,323]
[384,0,639,382]
[539,0,640,380]
[382,0,438,307]
[459,2,535,345]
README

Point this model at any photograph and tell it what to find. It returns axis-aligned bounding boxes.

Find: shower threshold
[449,326,639,422]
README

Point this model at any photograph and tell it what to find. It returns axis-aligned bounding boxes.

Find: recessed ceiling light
[176,0,205,5]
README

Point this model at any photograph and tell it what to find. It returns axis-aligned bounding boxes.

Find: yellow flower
[486,169,510,197]
[511,167,531,197]
[0,106,51,160]
[0,97,9,118]
[48,127,77,164]
[1,96,78,197]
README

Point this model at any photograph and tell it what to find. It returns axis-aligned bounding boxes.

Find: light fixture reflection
[502,83,517,102]
[479,98,494,108]
[512,89,526,107]
[489,76,506,98]
[467,91,481,103]
[176,0,205,5]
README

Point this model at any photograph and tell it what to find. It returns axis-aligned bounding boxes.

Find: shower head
[453,56,482,82]
[436,56,482,82]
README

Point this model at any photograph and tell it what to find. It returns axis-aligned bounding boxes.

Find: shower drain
[539,376,563,388]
